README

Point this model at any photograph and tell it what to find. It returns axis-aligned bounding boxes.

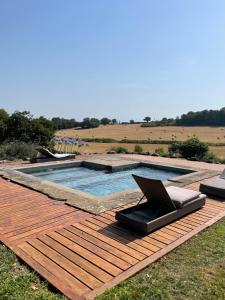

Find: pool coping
[0,158,220,214]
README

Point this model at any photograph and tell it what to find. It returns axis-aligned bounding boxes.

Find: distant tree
[80,117,100,129]
[100,117,111,126]
[130,120,135,124]
[111,118,118,125]
[144,116,151,123]
[0,120,7,142]
[0,108,9,142]
[175,107,225,126]
[0,108,9,123]
[51,117,78,130]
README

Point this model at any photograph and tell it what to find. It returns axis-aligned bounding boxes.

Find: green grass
[0,244,65,300]
[0,218,225,300]
[97,217,225,300]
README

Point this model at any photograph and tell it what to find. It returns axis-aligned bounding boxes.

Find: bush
[134,144,143,153]
[202,152,220,163]
[168,141,182,154]
[179,137,208,159]
[154,147,166,156]
[111,146,128,154]
[0,143,37,161]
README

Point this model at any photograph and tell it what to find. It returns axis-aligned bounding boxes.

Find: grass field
[58,124,225,143]
[54,142,225,159]
[57,125,225,159]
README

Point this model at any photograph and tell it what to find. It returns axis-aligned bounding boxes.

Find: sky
[0,0,224,121]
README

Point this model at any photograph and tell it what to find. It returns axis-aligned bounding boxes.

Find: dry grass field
[58,124,225,143]
[57,125,225,159]
[55,142,225,159]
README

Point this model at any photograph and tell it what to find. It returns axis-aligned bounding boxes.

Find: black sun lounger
[30,146,75,163]
[199,168,225,199]
[116,175,206,235]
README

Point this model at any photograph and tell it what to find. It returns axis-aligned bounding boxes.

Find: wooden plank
[0,207,76,231]
[20,241,90,296]
[8,212,89,244]
[29,239,101,290]
[66,225,139,265]
[90,216,158,255]
[73,222,145,261]
[153,230,178,242]
[159,227,182,238]
[48,231,122,277]
[82,220,148,259]
[168,223,191,233]
[5,211,88,238]
[39,235,113,283]
[0,202,57,221]
[57,228,131,270]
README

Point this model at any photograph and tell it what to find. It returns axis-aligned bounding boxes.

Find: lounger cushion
[200,177,225,198]
[166,186,201,208]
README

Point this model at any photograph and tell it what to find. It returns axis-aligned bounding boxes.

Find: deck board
[0,177,225,299]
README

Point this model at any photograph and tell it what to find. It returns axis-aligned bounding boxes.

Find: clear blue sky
[0,0,224,121]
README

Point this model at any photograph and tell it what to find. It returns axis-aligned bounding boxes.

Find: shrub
[0,143,37,161]
[202,152,220,163]
[134,144,143,153]
[111,146,128,154]
[168,141,182,154]
[154,147,166,156]
[179,137,208,159]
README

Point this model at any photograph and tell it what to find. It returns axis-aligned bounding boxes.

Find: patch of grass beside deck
[97,217,225,300]
[0,243,65,300]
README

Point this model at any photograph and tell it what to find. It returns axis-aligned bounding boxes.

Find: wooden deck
[0,178,225,300]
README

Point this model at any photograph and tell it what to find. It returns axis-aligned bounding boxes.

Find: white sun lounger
[30,146,75,163]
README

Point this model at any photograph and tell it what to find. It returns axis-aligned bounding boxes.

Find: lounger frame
[116,195,206,235]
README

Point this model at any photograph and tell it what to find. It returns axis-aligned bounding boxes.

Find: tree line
[0,108,120,146]
[142,107,225,127]
[52,117,118,130]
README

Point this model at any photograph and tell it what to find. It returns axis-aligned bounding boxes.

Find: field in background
[58,124,225,143]
[57,125,225,159]
[55,142,225,159]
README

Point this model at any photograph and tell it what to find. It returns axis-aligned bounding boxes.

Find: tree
[0,108,9,123]
[0,108,9,142]
[100,118,111,126]
[31,117,55,146]
[111,118,117,125]
[7,111,33,142]
[130,120,135,124]
[144,116,151,123]
[0,120,7,142]
[80,117,100,129]
[7,111,55,146]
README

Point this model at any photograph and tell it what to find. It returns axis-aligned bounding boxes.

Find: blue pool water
[26,166,184,197]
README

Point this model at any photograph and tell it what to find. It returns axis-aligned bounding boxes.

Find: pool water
[26,166,183,197]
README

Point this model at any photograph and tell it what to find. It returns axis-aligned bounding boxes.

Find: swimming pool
[25,165,184,197]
